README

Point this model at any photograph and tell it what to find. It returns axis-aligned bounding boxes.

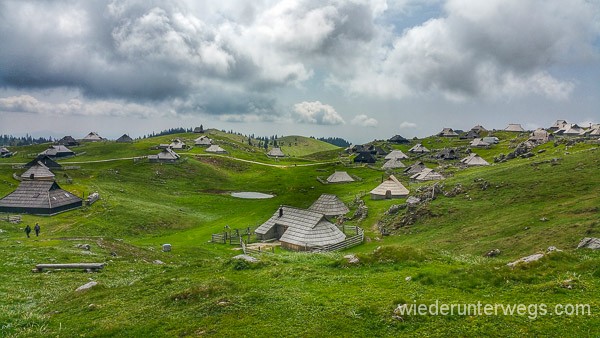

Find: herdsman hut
[255,206,346,251]
[404,161,427,175]
[382,158,406,170]
[370,175,409,200]
[205,145,227,154]
[116,134,133,143]
[82,132,104,142]
[438,128,459,137]
[385,150,409,160]
[21,162,56,181]
[56,135,79,146]
[410,168,444,181]
[0,181,82,215]
[504,124,525,132]
[39,145,75,158]
[308,194,350,217]
[388,134,410,144]
[353,152,376,163]
[326,171,354,183]
[148,148,180,163]
[267,147,286,158]
[460,153,490,166]
[194,135,212,146]
[25,155,62,170]
[0,147,11,158]
[408,144,430,153]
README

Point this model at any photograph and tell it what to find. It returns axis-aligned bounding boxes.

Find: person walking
[25,225,31,238]
[34,223,40,237]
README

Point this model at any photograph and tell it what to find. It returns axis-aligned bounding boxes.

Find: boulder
[343,254,359,264]
[76,281,98,292]
[547,246,562,253]
[232,254,259,263]
[153,260,165,265]
[76,244,91,251]
[577,237,600,250]
[507,253,544,267]
[485,249,501,257]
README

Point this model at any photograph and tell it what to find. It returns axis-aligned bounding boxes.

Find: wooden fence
[311,225,364,252]
[211,227,253,245]
[240,238,274,255]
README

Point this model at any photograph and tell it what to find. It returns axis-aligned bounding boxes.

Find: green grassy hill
[0,133,598,337]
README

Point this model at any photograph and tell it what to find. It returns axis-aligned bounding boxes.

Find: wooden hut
[370,175,409,200]
[410,168,444,181]
[504,124,525,132]
[255,206,346,251]
[403,161,427,175]
[384,150,409,160]
[460,153,490,166]
[408,144,430,153]
[56,136,79,146]
[267,147,286,158]
[469,138,490,148]
[21,162,55,181]
[148,148,180,163]
[24,155,62,170]
[437,128,459,137]
[326,171,354,183]
[0,181,82,215]
[388,135,410,144]
[39,145,75,158]
[382,158,406,169]
[353,152,376,163]
[194,135,212,146]
[205,145,227,154]
[116,134,133,143]
[82,132,104,142]
[308,194,350,217]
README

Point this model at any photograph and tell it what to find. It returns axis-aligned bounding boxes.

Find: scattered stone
[76,244,91,251]
[547,246,562,253]
[540,217,549,222]
[88,303,98,310]
[537,149,546,153]
[162,244,171,252]
[406,196,421,205]
[485,249,501,257]
[110,252,117,257]
[507,253,544,267]
[524,227,530,230]
[405,276,412,282]
[153,260,165,265]
[232,254,259,263]
[444,184,465,197]
[520,152,535,158]
[385,204,405,215]
[344,254,360,264]
[577,237,600,250]
[217,300,230,306]
[561,279,574,289]
[0,229,6,233]
[76,281,98,292]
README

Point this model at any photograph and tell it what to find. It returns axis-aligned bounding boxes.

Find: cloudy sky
[1,0,599,143]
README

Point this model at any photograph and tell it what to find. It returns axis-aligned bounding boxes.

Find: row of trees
[0,134,53,146]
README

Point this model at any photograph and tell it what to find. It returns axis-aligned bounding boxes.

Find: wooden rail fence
[311,225,364,252]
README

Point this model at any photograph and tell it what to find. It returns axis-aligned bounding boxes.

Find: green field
[0,133,599,337]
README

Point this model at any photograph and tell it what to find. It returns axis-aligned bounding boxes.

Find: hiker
[34,223,40,237]
[25,225,31,238]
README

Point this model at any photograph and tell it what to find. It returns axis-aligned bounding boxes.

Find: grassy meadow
[0,131,599,337]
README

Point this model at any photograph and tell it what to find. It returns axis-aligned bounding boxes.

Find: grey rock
[507,253,544,267]
[344,254,359,264]
[577,237,600,250]
[485,249,501,257]
[232,254,259,263]
[153,260,165,265]
[76,244,91,251]
[76,281,98,292]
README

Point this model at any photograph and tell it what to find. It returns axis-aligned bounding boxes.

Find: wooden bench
[32,263,105,273]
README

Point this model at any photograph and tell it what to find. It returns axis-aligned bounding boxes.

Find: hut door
[385,190,392,199]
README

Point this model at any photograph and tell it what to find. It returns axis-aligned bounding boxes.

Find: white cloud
[0,95,159,118]
[351,114,378,127]
[399,121,417,129]
[292,101,345,125]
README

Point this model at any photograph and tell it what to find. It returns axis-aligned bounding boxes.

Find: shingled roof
[21,162,55,180]
[504,124,525,132]
[353,152,376,163]
[438,128,459,137]
[206,145,227,153]
[24,155,62,170]
[388,134,410,144]
[308,194,350,216]
[255,206,346,250]
[82,132,103,141]
[116,134,133,143]
[470,138,490,147]
[460,153,490,166]
[267,147,286,158]
[194,135,212,146]
[384,150,409,160]
[382,158,406,169]
[403,161,427,174]
[410,168,444,181]
[408,143,430,153]
[370,175,409,199]
[148,148,180,162]
[326,171,354,183]
[39,145,75,158]
[56,135,79,146]
[0,180,82,215]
